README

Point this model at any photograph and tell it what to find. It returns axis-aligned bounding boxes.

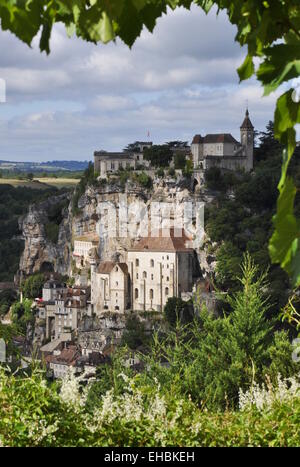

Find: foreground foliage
[1,255,300,446]
[0,366,299,447]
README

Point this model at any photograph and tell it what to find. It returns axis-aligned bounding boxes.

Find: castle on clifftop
[191,109,254,172]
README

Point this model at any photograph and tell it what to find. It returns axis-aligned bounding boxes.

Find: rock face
[78,312,162,352]
[19,173,217,280]
[19,193,72,277]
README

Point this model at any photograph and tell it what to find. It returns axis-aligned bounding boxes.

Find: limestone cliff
[18,193,72,277]
[19,174,217,280]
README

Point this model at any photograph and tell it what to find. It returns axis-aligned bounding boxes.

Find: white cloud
[0,5,285,161]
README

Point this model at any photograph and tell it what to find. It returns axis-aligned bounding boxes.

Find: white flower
[239,374,300,412]
[291,78,300,103]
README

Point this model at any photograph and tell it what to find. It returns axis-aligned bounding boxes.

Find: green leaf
[195,0,214,14]
[269,177,300,287]
[238,54,255,81]
[257,44,300,95]
[39,19,53,54]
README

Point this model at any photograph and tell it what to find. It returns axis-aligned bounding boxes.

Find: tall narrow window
[165,287,169,296]
[136,259,139,267]
[135,288,139,299]
[150,289,154,300]
[150,259,154,267]
[143,271,147,279]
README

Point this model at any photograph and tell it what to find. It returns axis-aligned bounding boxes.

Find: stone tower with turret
[240,109,254,171]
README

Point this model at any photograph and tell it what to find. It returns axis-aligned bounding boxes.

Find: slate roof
[204,133,239,144]
[192,133,239,145]
[129,228,193,252]
[240,109,254,129]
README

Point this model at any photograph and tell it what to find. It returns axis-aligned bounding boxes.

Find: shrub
[135,172,153,189]
[1,367,300,447]
[156,168,164,178]
[22,273,45,299]
[45,222,59,244]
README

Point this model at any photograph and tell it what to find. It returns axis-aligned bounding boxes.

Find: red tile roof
[192,135,204,144]
[45,345,80,366]
[97,261,128,274]
[129,228,193,252]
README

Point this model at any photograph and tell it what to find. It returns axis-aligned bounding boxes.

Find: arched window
[136,259,139,267]
[135,288,139,299]
[143,271,147,278]
[165,287,169,296]
[150,259,154,267]
[150,289,154,300]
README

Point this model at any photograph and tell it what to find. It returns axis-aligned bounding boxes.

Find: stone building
[94,141,153,178]
[45,344,82,379]
[73,234,99,268]
[42,276,65,302]
[90,261,129,313]
[191,109,254,172]
[40,285,89,341]
[127,229,194,312]
[94,152,136,178]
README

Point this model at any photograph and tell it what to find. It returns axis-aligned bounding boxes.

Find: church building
[191,109,254,172]
[127,228,194,313]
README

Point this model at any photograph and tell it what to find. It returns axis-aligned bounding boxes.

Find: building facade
[73,234,99,268]
[94,142,153,178]
[127,229,194,312]
[91,261,129,313]
[191,110,254,172]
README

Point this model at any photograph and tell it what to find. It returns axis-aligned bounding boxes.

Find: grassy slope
[0,178,79,189]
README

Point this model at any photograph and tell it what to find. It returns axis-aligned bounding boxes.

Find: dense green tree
[11,299,34,333]
[165,141,189,148]
[0,289,17,316]
[22,274,45,299]
[121,316,149,350]
[164,297,193,327]
[215,242,242,290]
[174,153,186,170]
[144,145,173,168]
[142,255,298,410]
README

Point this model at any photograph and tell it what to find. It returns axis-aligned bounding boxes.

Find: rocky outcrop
[18,193,72,277]
[19,172,217,280]
[78,311,162,352]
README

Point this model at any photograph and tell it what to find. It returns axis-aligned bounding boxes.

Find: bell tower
[240,108,254,171]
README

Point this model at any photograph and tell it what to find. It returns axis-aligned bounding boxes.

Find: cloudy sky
[0,5,280,162]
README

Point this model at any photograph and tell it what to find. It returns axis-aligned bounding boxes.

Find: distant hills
[0,160,91,172]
